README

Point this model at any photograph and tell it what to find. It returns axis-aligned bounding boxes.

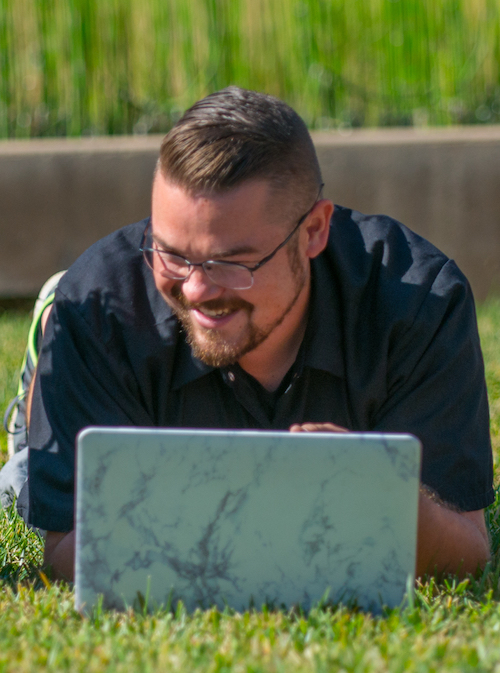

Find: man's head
[157,86,322,215]
[149,88,332,373]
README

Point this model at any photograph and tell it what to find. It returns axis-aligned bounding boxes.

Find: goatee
[169,287,265,367]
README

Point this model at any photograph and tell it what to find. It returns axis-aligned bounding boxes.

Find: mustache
[170,286,254,314]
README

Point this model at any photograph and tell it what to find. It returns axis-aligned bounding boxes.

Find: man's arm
[44,430,491,584]
[417,494,490,577]
[44,531,75,582]
[290,422,491,578]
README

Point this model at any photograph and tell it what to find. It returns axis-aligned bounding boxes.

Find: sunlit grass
[1,0,500,139]
[477,298,500,475]
[0,581,499,672]
[0,309,31,460]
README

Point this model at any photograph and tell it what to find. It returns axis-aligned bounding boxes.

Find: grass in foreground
[2,581,500,672]
[1,302,500,671]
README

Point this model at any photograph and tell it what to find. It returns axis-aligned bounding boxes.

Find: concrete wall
[1,126,500,300]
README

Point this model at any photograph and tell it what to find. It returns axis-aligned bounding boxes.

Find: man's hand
[44,530,75,583]
[289,422,491,578]
[289,422,349,433]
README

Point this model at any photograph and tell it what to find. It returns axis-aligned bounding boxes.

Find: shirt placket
[271,369,309,429]
[220,367,272,428]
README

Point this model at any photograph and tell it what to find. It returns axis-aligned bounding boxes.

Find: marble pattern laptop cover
[75,428,421,613]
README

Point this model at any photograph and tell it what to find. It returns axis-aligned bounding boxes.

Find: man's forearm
[416,491,490,578]
[43,530,75,583]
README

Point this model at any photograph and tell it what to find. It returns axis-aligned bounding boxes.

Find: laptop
[75,427,421,613]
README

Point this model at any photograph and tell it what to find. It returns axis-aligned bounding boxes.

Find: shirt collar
[171,319,215,390]
[170,249,344,390]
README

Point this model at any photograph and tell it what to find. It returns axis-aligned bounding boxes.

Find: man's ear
[304,199,334,259]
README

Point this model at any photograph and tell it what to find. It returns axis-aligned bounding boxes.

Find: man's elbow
[417,496,491,579]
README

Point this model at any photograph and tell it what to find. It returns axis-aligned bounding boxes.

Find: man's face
[150,175,315,368]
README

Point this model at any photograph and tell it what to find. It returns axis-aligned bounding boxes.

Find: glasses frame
[140,184,324,290]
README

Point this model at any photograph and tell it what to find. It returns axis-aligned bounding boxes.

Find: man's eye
[223,259,253,266]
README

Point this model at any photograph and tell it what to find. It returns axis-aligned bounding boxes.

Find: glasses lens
[203,262,253,290]
[144,248,190,279]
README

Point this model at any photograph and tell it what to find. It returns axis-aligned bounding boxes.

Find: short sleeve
[28,291,154,532]
[373,260,494,511]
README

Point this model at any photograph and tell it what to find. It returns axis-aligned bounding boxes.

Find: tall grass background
[1,0,500,139]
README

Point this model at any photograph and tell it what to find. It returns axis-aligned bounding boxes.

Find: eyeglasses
[140,185,324,290]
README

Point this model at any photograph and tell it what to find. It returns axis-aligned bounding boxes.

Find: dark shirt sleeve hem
[28,513,73,533]
[453,487,495,512]
[28,496,74,533]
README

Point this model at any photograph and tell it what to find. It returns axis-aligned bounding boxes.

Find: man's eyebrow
[151,233,260,259]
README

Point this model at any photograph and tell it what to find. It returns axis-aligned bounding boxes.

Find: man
[23,87,492,582]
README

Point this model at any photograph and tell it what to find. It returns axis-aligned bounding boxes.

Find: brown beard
[167,250,307,368]
[169,288,261,367]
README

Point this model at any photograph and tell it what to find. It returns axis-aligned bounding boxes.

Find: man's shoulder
[55,219,173,328]
[316,205,474,344]
[60,219,145,292]
[327,205,467,295]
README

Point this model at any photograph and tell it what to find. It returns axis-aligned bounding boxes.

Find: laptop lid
[75,427,421,613]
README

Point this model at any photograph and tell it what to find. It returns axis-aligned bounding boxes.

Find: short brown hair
[157,87,322,206]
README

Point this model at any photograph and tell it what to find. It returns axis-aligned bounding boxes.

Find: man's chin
[187,330,245,367]
[183,320,267,368]
[189,342,241,368]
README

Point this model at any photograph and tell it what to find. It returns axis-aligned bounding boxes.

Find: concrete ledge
[1,127,500,300]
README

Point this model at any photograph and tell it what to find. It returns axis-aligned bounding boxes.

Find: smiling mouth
[169,285,255,322]
[196,307,236,318]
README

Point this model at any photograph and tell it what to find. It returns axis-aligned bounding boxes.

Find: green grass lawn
[1,303,500,672]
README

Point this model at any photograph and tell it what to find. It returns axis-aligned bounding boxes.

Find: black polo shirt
[27,206,494,532]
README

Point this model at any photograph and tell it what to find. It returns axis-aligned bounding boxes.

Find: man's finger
[289,422,349,433]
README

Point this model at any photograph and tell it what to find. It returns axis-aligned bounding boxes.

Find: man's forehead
[152,174,295,229]
[151,177,290,258]
[153,171,281,201]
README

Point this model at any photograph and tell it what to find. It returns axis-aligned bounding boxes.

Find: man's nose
[180,266,224,304]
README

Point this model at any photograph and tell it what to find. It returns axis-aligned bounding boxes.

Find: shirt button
[228,371,235,382]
